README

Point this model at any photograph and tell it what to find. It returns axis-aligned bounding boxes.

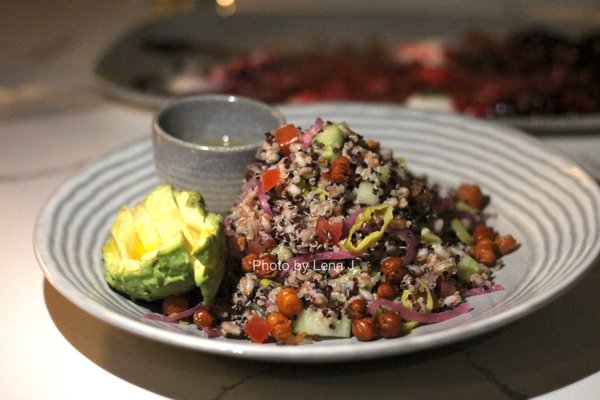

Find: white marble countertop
[1,1,599,399]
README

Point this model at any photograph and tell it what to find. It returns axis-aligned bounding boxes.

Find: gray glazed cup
[152,95,286,214]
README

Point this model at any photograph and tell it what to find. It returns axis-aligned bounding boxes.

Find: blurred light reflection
[216,0,236,17]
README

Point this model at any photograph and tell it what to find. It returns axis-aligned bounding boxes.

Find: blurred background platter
[95,12,600,134]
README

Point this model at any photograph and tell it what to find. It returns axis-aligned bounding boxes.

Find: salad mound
[143,120,519,344]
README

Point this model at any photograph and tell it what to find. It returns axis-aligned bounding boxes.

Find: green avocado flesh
[102,185,226,302]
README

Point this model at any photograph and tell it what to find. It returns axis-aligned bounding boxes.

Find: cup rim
[152,94,286,152]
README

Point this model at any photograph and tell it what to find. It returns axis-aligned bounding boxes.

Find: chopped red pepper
[274,124,300,155]
[261,168,281,192]
[243,316,273,343]
[316,217,344,245]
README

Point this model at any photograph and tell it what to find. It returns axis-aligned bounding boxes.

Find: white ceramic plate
[34,104,600,362]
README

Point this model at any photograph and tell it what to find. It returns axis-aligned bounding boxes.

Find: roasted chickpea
[247,235,276,255]
[376,282,395,299]
[378,311,403,338]
[457,184,483,209]
[254,254,279,279]
[266,312,292,342]
[352,317,378,341]
[241,254,258,273]
[366,140,380,151]
[162,295,189,316]
[474,238,496,266]
[266,311,288,327]
[276,288,303,317]
[475,238,494,248]
[329,156,353,184]
[475,248,496,266]
[495,235,519,255]
[381,257,406,284]
[346,298,367,319]
[472,224,494,243]
[228,235,247,260]
[193,308,215,328]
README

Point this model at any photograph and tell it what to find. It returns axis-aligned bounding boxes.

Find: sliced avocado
[174,189,226,302]
[293,308,352,338]
[102,233,194,302]
[103,185,226,303]
[132,204,162,253]
[312,124,344,160]
[173,189,206,241]
[111,206,144,260]
[143,185,191,244]
[191,213,226,303]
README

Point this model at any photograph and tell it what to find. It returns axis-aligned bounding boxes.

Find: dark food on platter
[137,30,600,118]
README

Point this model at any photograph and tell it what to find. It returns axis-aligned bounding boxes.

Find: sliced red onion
[263,299,274,308]
[389,228,417,265]
[239,177,257,203]
[256,179,273,217]
[142,303,204,323]
[454,210,480,227]
[302,117,324,148]
[461,284,504,297]
[201,326,223,338]
[367,298,471,324]
[224,217,235,237]
[434,196,453,213]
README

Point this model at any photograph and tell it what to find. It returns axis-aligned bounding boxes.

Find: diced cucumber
[457,255,483,281]
[354,181,382,205]
[396,157,407,171]
[451,218,473,245]
[336,267,361,284]
[375,164,391,184]
[293,308,352,338]
[455,201,478,214]
[271,244,293,262]
[420,227,442,244]
[312,124,344,160]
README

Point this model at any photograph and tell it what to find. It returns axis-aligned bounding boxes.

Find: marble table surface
[1,1,599,399]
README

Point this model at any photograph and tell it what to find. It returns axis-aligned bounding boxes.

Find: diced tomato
[243,316,273,343]
[274,124,300,155]
[261,168,281,193]
[316,217,344,245]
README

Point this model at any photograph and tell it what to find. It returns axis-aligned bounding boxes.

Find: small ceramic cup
[152,94,286,214]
